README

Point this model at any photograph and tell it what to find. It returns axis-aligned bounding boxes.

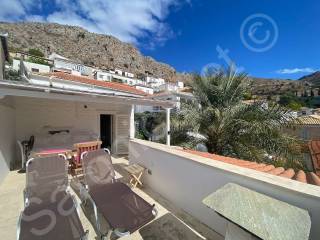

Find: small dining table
[30,148,74,158]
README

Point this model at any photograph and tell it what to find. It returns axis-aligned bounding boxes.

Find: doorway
[100,114,113,150]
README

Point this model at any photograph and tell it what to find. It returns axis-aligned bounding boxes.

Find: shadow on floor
[139,213,204,240]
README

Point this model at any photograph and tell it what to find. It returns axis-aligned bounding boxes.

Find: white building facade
[12,59,51,74]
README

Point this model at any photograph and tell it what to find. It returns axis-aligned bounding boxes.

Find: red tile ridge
[267,167,285,175]
[308,172,320,186]
[278,169,295,179]
[246,163,266,170]
[255,165,275,172]
[180,149,320,186]
[295,170,307,183]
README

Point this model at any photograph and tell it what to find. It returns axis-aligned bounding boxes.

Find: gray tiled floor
[0,156,223,240]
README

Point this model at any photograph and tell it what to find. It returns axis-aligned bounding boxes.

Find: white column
[166,108,171,146]
[129,104,135,139]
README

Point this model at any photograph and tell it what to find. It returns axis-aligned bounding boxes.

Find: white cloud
[276,67,316,74]
[0,0,187,48]
[0,0,26,21]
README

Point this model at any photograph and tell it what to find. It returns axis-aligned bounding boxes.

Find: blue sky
[1,0,319,79]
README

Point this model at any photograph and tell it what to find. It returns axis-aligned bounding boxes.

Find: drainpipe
[166,108,171,146]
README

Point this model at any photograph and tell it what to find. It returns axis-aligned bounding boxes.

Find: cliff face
[0,22,181,81]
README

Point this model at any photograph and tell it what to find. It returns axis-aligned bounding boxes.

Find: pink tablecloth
[36,148,71,156]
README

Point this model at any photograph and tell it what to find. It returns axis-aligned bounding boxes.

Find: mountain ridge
[0,21,317,94]
[0,21,191,82]
[298,71,320,85]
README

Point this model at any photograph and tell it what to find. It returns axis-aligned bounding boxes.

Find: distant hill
[0,21,189,82]
[0,21,316,94]
[250,77,304,95]
[299,71,320,86]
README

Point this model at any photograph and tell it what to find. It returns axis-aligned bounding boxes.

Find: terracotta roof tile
[50,72,148,96]
[255,165,275,172]
[295,170,307,183]
[181,149,320,186]
[267,167,285,175]
[308,140,320,176]
[308,172,320,186]
[296,115,320,125]
[278,169,295,179]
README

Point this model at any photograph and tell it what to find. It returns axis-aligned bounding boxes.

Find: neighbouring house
[145,76,166,88]
[284,115,320,170]
[49,52,93,77]
[12,59,51,73]
[157,81,184,92]
[134,84,154,95]
[136,90,195,113]
[0,33,9,80]
[299,107,314,116]
[113,68,134,78]
[94,70,113,81]
[290,115,320,140]
[99,68,146,86]
[112,74,146,86]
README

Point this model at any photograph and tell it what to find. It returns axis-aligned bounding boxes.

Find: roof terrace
[1,139,319,239]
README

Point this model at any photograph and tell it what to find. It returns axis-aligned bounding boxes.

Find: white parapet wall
[0,97,16,183]
[129,139,320,239]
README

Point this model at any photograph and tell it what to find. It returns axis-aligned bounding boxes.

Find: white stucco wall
[0,42,5,80]
[0,97,16,183]
[135,86,154,95]
[129,139,320,239]
[12,59,50,73]
[14,96,131,154]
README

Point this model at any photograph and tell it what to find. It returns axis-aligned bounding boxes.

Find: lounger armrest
[16,211,23,240]
[113,228,130,238]
[103,148,111,155]
[151,204,158,218]
[23,188,29,208]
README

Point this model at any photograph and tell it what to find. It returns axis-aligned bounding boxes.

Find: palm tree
[171,66,303,169]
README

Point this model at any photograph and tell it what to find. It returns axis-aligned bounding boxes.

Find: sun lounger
[17,155,88,240]
[81,149,157,239]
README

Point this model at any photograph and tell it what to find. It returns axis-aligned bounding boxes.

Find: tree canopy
[170,67,304,169]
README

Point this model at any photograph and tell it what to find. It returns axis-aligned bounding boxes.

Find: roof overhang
[0,80,175,108]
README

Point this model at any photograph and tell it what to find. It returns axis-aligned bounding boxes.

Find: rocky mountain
[250,77,304,95]
[299,71,320,86]
[0,22,184,82]
[0,22,315,94]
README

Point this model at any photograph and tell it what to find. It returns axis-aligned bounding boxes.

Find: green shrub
[27,56,52,66]
[28,48,44,57]
[5,69,21,81]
